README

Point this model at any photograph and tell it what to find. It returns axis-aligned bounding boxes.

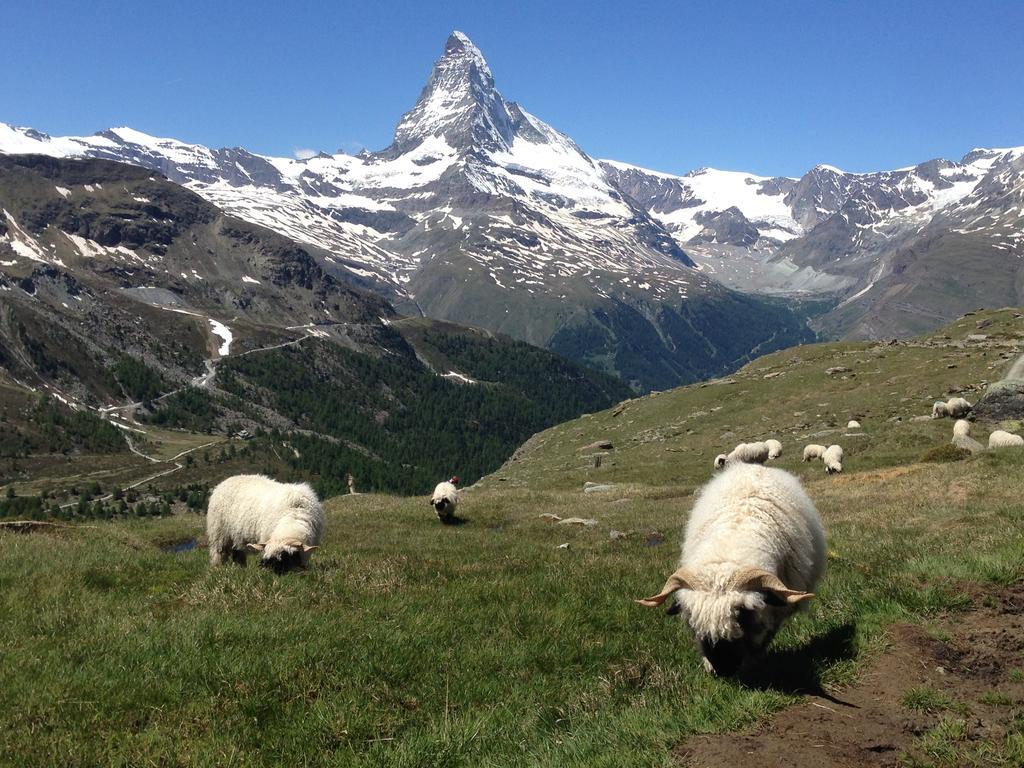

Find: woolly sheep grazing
[802,444,826,462]
[207,475,323,573]
[988,430,1024,449]
[846,420,861,430]
[714,441,770,470]
[946,397,972,419]
[953,419,972,438]
[765,439,783,460]
[823,444,844,474]
[637,464,826,676]
[932,397,972,419]
[430,476,460,522]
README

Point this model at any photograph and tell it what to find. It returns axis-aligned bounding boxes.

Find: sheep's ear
[730,568,814,604]
[301,545,319,553]
[247,543,265,552]
[636,567,700,608]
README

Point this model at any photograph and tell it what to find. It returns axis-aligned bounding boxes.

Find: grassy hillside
[489,308,1023,493]
[1,310,1023,766]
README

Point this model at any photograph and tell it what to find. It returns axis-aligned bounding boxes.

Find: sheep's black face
[698,607,773,676]
[260,549,303,574]
[433,500,448,513]
[699,637,747,676]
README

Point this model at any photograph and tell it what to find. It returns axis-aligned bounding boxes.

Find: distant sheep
[823,444,844,474]
[933,397,972,419]
[846,420,861,430]
[953,419,971,438]
[988,430,1024,449]
[637,463,826,676]
[714,441,770,470]
[430,476,460,522]
[802,444,826,462]
[207,474,324,572]
[765,439,783,460]
[946,398,972,419]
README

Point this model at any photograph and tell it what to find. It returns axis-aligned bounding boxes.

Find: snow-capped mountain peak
[391,31,516,154]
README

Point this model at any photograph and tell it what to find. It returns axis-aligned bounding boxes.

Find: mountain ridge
[0,31,818,391]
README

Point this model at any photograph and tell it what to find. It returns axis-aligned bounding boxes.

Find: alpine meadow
[2,5,1024,767]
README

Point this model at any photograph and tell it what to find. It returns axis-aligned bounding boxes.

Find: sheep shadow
[439,515,469,526]
[738,623,859,706]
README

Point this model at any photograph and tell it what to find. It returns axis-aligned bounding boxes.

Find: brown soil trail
[678,584,1024,767]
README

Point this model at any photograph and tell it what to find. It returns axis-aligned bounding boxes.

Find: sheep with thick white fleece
[946,398,972,419]
[637,463,826,676]
[988,430,1024,449]
[430,476,460,522]
[714,441,770,470]
[953,419,972,438]
[823,444,844,474]
[933,398,972,419]
[207,475,323,572]
[765,439,783,460]
[847,420,861,430]
[802,444,827,462]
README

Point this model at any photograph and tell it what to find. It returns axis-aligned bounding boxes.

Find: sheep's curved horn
[301,545,319,553]
[636,567,700,608]
[247,543,266,552]
[729,568,814,604]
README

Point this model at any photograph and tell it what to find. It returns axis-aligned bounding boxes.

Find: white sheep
[823,444,844,474]
[206,474,324,572]
[988,430,1024,449]
[637,463,826,676]
[846,420,861,430]
[933,398,972,419]
[802,444,826,462]
[765,439,783,460]
[953,419,971,438]
[946,397,972,419]
[714,441,770,470]
[430,476,460,522]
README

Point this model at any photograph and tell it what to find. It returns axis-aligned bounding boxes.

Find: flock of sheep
[932,397,1024,448]
[205,475,462,571]
[202,390,1024,678]
[715,438,844,474]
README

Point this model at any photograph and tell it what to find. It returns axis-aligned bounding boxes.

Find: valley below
[2,309,1023,766]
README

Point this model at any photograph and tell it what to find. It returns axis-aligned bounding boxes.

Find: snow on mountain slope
[0,32,817,391]
[602,145,1024,321]
[601,159,802,242]
[0,43,692,306]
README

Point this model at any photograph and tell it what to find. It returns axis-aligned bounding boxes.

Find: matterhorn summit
[0,31,816,391]
[391,31,519,154]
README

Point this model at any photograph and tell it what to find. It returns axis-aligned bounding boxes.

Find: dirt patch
[829,465,925,486]
[678,584,1024,767]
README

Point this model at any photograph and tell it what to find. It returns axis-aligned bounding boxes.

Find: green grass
[3,309,1024,765]
[902,687,969,715]
[2,450,1023,766]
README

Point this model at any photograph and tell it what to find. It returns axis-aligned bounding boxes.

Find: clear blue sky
[3,1,1022,177]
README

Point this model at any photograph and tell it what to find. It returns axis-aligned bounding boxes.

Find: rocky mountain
[602,148,1024,338]
[0,32,814,392]
[0,153,630,493]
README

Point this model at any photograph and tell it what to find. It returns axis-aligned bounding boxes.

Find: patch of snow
[442,370,477,385]
[208,319,232,356]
